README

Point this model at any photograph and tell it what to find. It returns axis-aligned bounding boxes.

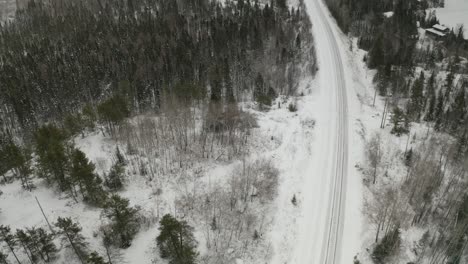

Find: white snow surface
[0,0,378,263]
[435,0,468,39]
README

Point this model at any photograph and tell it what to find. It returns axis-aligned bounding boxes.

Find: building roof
[426,28,446,37]
[433,24,449,32]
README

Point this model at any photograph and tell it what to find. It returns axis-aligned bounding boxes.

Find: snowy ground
[435,0,468,38]
[0,1,385,263]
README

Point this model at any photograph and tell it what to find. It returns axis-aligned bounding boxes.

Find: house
[425,24,450,40]
[432,24,450,34]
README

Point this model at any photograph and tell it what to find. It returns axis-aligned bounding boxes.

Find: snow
[0,1,382,263]
[435,0,468,39]
[383,11,394,18]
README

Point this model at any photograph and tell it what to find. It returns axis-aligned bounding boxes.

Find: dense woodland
[0,0,315,263]
[0,0,315,139]
[323,0,468,263]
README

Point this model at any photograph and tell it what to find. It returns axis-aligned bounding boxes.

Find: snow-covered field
[0,1,389,263]
[435,0,468,38]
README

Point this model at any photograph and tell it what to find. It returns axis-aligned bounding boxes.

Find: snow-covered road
[292,0,350,263]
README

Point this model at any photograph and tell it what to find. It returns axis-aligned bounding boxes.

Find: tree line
[0,0,315,140]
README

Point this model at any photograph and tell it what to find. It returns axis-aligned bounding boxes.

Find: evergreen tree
[82,104,97,129]
[104,163,125,191]
[71,149,107,206]
[16,229,35,264]
[210,68,222,102]
[410,71,424,119]
[0,250,7,264]
[22,227,57,263]
[368,35,385,69]
[86,252,108,264]
[224,59,235,103]
[156,214,198,264]
[372,227,401,264]
[97,95,130,134]
[55,217,88,263]
[2,140,34,190]
[115,147,126,166]
[103,195,140,249]
[444,67,455,100]
[0,225,21,264]
[449,89,466,132]
[434,91,445,130]
[35,125,71,192]
[391,107,409,136]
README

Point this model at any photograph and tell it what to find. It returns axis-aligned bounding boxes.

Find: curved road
[295,0,349,263]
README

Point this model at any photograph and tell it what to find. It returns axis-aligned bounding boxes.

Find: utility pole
[35,196,55,234]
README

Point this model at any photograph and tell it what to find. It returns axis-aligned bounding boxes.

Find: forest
[0,0,316,263]
[0,0,315,139]
[323,0,468,263]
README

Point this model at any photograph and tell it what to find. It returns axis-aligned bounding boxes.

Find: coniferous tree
[35,125,71,192]
[104,163,125,191]
[368,35,385,69]
[449,89,466,132]
[22,227,57,263]
[103,195,139,249]
[0,225,21,264]
[435,91,445,130]
[410,71,424,119]
[444,67,455,100]
[71,149,107,206]
[115,147,126,166]
[86,252,108,264]
[156,214,198,264]
[2,141,34,190]
[372,227,401,264]
[98,95,130,135]
[391,107,409,136]
[55,217,87,263]
[15,230,35,264]
[0,250,7,264]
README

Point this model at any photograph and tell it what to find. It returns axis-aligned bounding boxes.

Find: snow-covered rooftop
[425,28,446,37]
[433,24,449,32]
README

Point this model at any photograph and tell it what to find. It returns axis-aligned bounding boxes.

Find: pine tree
[368,35,385,69]
[3,140,34,190]
[444,66,455,100]
[36,228,57,262]
[103,195,139,248]
[15,229,35,264]
[35,125,71,192]
[372,227,401,264]
[104,163,124,191]
[210,216,217,231]
[86,252,108,264]
[450,89,466,132]
[115,147,126,166]
[71,149,107,206]
[224,59,235,103]
[55,217,87,263]
[0,225,21,264]
[157,214,198,264]
[210,68,222,102]
[410,71,424,119]
[97,95,130,135]
[391,107,409,136]
[0,250,7,264]
[434,91,445,130]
